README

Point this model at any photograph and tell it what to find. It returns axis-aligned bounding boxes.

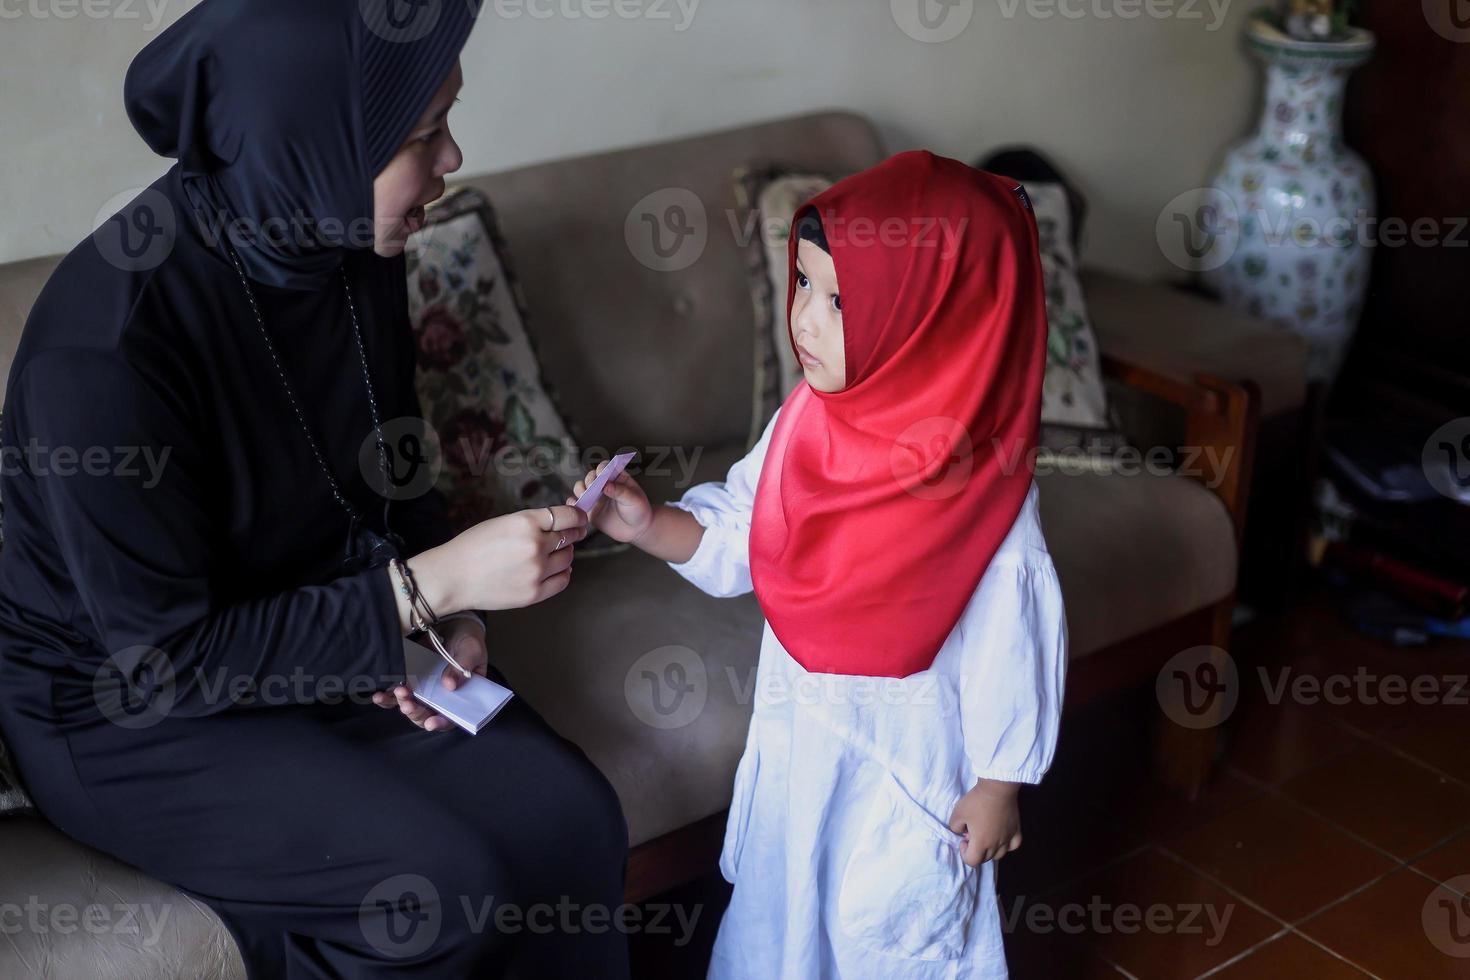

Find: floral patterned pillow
[405,188,623,556]
[1027,181,1110,429]
[734,167,844,448]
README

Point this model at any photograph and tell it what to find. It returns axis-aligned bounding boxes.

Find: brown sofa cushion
[1039,467,1238,659]
[0,817,246,978]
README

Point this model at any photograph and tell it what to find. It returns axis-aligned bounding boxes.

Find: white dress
[666,410,1069,980]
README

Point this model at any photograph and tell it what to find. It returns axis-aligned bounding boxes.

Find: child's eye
[795,272,810,290]
[831,294,842,314]
[416,129,440,145]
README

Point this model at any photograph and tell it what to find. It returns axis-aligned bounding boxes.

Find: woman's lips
[404,204,427,233]
[796,344,822,368]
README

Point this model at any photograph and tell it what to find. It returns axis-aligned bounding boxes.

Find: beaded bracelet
[389,558,472,679]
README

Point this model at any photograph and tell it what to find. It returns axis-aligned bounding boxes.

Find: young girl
[574,151,1067,977]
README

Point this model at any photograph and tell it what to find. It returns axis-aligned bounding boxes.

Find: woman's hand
[372,616,487,733]
[570,462,652,544]
[948,779,1023,868]
[405,506,588,623]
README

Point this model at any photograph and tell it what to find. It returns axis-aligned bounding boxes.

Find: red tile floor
[629,585,1470,978]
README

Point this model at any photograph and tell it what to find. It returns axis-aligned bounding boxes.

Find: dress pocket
[836,768,978,960]
[719,745,761,884]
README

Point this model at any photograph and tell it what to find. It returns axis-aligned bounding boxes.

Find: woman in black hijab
[0,1,630,976]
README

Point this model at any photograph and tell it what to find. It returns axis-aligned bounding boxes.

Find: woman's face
[372,61,465,257]
[791,239,847,392]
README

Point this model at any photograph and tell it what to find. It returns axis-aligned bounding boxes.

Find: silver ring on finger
[545,506,558,533]
[557,535,567,551]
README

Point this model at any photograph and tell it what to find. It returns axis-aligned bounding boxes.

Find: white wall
[0,0,1261,278]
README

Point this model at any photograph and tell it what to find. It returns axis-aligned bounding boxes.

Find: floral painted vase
[1203,17,1376,385]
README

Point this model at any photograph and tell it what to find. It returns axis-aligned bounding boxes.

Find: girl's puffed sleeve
[662,409,780,599]
[958,547,1069,786]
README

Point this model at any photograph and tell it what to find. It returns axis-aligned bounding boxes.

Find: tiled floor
[630,586,1470,978]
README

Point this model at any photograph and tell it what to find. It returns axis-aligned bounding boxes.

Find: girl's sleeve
[958,555,1069,785]
[662,409,780,599]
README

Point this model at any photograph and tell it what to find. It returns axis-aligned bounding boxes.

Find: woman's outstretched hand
[570,462,652,544]
[446,506,588,609]
[404,506,589,625]
[372,616,488,732]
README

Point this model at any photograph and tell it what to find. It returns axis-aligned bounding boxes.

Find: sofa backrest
[0,256,60,402]
[0,110,886,451]
[457,110,884,451]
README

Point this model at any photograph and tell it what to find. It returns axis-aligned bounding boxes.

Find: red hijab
[749,151,1047,678]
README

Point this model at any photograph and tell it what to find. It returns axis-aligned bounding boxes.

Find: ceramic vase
[1204,18,1376,385]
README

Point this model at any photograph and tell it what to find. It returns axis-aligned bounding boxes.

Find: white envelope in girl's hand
[403,637,514,734]
[576,452,637,512]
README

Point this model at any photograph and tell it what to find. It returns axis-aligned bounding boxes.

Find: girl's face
[792,239,847,393]
[372,61,465,257]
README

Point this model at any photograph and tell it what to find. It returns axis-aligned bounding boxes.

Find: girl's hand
[372,616,488,733]
[569,462,652,544]
[948,779,1023,868]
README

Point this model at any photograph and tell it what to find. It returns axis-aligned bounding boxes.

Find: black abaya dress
[0,3,631,975]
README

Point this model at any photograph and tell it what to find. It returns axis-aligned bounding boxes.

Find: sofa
[0,110,1307,978]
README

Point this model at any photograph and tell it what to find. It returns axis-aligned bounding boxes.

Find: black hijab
[123,0,480,291]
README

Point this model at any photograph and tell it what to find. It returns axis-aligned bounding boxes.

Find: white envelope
[403,637,514,734]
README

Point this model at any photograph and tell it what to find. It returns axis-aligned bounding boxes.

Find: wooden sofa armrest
[1081,268,1309,422]
[1101,352,1263,801]
[1101,353,1262,550]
